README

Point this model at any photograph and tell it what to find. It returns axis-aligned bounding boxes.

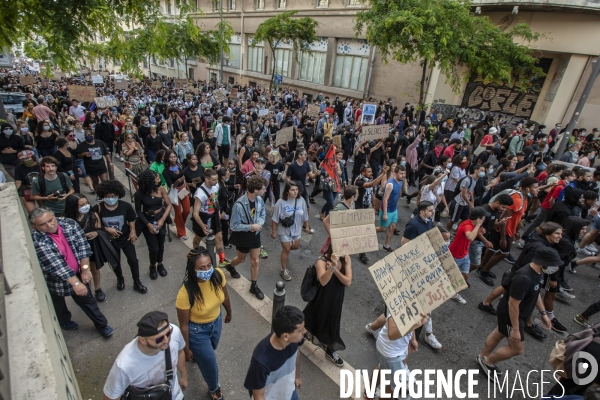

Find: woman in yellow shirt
[176,248,232,400]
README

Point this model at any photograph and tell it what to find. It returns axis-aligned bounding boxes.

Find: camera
[53,190,66,198]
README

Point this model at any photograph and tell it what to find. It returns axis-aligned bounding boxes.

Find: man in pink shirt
[32,97,56,122]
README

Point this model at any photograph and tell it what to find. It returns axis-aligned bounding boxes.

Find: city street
[63,159,600,400]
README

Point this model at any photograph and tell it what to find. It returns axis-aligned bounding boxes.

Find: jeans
[147,150,157,163]
[321,189,336,216]
[141,227,166,265]
[188,314,222,393]
[469,240,484,266]
[75,158,88,178]
[112,241,140,280]
[376,349,411,400]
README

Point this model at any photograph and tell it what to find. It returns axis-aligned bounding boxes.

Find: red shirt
[536,171,548,183]
[541,180,566,211]
[443,145,455,158]
[505,192,527,237]
[480,134,493,146]
[449,220,475,259]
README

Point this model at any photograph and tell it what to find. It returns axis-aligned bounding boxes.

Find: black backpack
[452,175,474,200]
[37,172,69,196]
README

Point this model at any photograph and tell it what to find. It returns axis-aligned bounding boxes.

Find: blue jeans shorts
[454,255,470,274]
[468,240,484,266]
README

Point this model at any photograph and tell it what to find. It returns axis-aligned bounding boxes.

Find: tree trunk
[418,59,428,122]
[270,42,277,91]
[185,57,188,80]
[148,55,152,77]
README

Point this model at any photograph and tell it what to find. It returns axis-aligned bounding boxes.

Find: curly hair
[182,247,223,307]
[164,149,178,166]
[137,169,159,195]
[96,180,126,199]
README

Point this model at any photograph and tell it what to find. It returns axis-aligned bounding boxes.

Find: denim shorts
[592,216,600,231]
[379,210,398,227]
[454,255,471,274]
[278,234,301,243]
[468,240,484,266]
[376,350,411,399]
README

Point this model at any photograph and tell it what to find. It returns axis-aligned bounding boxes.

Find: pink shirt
[48,225,79,274]
[33,104,54,122]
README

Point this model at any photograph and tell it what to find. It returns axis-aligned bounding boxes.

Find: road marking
[113,166,361,399]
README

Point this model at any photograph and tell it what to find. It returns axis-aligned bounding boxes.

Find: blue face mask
[478,172,485,178]
[527,193,532,198]
[400,161,406,166]
[104,197,118,206]
[196,266,214,281]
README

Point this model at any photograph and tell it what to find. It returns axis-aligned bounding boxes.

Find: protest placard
[360,124,390,141]
[330,209,378,256]
[53,72,64,80]
[20,75,36,85]
[114,80,129,90]
[68,85,96,102]
[99,71,109,76]
[94,97,119,108]
[361,103,377,124]
[369,228,468,336]
[333,135,342,148]
[174,79,188,88]
[212,89,228,103]
[152,81,162,89]
[91,75,104,84]
[275,126,294,146]
[230,88,238,99]
[258,109,269,117]
[307,103,320,118]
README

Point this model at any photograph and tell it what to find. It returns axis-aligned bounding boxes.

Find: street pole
[219,0,224,85]
[554,54,600,160]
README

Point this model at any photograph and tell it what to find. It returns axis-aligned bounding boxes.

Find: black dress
[303,256,347,352]
[54,149,80,193]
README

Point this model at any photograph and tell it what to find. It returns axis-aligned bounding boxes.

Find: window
[170,58,175,68]
[143,59,148,68]
[316,0,328,7]
[346,0,360,5]
[298,51,326,84]
[165,0,171,14]
[224,43,241,68]
[333,54,368,91]
[152,56,157,65]
[256,0,265,9]
[277,0,286,8]
[274,48,292,77]
[247,44,264,73]
[230,0,236,10]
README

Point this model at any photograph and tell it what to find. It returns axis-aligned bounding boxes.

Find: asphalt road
[60,159,600,400]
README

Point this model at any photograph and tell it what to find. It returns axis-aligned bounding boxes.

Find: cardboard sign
[230,88,238,99]
[53,72,64,80]
[333,135,342,148]
[369,229,468,337]
[184,93,194,102]
[174,79,188,88]
[91,75,104,84]
[330,209,378,256]
[114,80,128,90]
[68,85,96,102]
[94,96,119,108]
[275,126,294,146]
[20,75,36,85]
[212,89,228,103]
[307,103,320,118]
[361,124,390,141]
[100,71,109,76]
[258,109,269,117]
[361,103,377,124]
[152,81,162,89]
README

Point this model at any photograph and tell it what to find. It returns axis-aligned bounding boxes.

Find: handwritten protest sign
[307,103,320,118]
[361,103,377,124]
[230,88,238,99]
[258,109,269,117]
[20,75,36,85]
[275,126,294,146]
[174,79,188,88]
[333,135,342,148]
[68,85,96,102]
[91,75,104,84]
[114,80,129,90]
[369,229,468,336]
[212,89,228,103]
[361,124,390,141]
[152,81,162,89]
[95,97,119,108]
[53,72,64,80]
[330,209,378,256]
[100,71,109,76]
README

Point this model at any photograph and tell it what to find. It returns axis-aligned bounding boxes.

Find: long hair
[183,248,223,307]
[322,242,347,268]
[64,193,87,220]
[138,169,159,195]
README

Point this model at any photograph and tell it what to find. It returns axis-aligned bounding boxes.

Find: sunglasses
[150,325,173,344]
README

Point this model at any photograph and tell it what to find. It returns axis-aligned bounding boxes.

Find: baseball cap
[256,157,266,164]
[18,150,35,160]
[137,311,169,337]
[531,247,562,267]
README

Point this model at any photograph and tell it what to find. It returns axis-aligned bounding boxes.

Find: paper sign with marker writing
[275,126,294,146]
[114,80,128,90]
[307,104,320,118]
[68,85,96,102]
[20,75,35,85]
[333,135,342,148]
[212,89,227,103]
[369,228,466,336]
[330,209,378,256]
[174,79,188,88]
[91,75,104,84]
[361,124,390,141]
[258,109,269,116]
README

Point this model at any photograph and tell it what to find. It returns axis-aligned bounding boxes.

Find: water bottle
[153,221,158,234]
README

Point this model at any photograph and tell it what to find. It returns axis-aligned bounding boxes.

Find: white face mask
[78,204,91,214]
[445,241,450,247]
[542,266,559,275]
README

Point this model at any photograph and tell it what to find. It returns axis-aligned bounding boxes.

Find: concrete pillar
[325,37,337,87]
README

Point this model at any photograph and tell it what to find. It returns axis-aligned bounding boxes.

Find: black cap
[531,247,562,267]
[256,157,266,164]
[469,207,490,220]
[137,311,169,337]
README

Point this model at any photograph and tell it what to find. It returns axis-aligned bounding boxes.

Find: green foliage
[254,11,319,87]
[355,0,543,100]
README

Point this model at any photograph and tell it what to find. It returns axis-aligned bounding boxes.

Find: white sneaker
[585,244,598,254]
[578,247,594,256]
[452,293,466,304]
[517,239,526,249]
[452,223,458,231]
[424,333,443,349]
[119,156,124,162]
[556,289,576,301]
[365,323,380,339]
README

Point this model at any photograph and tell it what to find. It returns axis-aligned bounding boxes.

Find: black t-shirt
[266,161,284,183]
[481,204,498,239]
[497,266,543,326]
[286,161,311,186]
[354,176,372,209]
[15,164,41,195]
[353,150,369,174]
[77,141,108,175]
[183,165,205,192]
[162,165,185,188]
[403,216,434,241]
[249,200,256,220]
[145,134,163,152]
[93,201,137,245]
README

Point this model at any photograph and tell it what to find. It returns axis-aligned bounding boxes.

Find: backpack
[300,263,319,302]
[452,175,474,200]
[557,182,574,202]
[490,189,524,212]
[37,172,69,196]
[549,322,600,379]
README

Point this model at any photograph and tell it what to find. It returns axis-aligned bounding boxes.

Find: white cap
[488,127,498,134]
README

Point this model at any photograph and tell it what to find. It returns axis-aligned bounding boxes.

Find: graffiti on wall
[431,103,535,134]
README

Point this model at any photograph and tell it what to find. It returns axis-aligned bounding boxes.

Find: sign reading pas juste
[369,229,468,336]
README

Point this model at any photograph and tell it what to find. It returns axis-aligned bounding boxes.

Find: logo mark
[572,351,598,385]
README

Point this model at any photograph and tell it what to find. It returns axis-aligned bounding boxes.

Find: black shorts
[543,272,562,293]
[192,212,222,237]
[449,200,470,223]
[488,230,513,254]
[233,231,261,253]
[218,145,230,159]
[497,312,525,342]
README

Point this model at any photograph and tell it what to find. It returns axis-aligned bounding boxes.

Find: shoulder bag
[279,198,297,228]
[123,344,173,400]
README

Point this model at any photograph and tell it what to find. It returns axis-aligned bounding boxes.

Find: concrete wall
[0,184,82,400]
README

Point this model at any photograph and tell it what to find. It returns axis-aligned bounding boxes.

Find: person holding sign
[378,165,406,252]
[476,247,558,379]
[303,243,352,367]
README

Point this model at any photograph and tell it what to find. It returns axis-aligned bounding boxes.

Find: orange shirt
[505,192,527,238]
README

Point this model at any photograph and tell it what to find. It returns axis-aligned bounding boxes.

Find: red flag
[322,144,341,192]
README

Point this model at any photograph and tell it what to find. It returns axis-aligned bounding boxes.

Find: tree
[355,0,543,108]
[253,11,319,88]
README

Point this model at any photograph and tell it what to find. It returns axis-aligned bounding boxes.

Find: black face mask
[152,182,161,190]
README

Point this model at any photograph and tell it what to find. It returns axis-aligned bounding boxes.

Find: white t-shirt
[69,105,86,119]
[376,313,413,359]
[420,184,438,205]
[194,183,220,215]
[445,166,466,192]
[103,324,185,400]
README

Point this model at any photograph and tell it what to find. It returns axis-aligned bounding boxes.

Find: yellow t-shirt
[175,268,226,323]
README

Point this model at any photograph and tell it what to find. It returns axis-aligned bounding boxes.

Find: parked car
[0,92,26,116]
